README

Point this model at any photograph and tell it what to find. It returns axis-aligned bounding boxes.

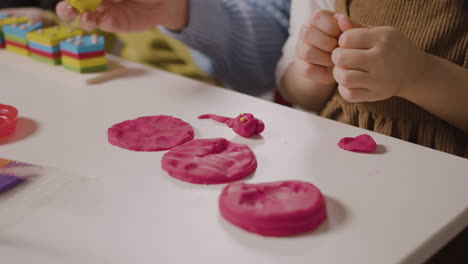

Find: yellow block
[62,55,107,68]
[27,26,83,46]
[6,45,29,56]
[0,16,28,27]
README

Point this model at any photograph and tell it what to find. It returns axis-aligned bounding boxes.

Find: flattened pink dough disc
[161,138,257,184]
[338,134,377,153]
[219,181,327,237]
[108,115,194,151]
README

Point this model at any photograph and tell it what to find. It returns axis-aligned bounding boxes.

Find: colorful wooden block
[27,26,82,65]
[65,0,102,13]
[60,34,107,73]
[0,16,28,49]
[3,22,43,56]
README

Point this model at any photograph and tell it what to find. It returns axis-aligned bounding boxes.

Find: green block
[4,34,27,45]
[64,64,107,73]
[31,54,62,65]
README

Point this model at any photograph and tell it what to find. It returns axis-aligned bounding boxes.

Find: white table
[1,51,467,264]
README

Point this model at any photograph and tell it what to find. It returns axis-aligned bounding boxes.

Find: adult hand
[55,0,188,32]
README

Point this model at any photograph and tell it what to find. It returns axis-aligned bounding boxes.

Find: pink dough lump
[198,113,265,138]
[338,134,377,153]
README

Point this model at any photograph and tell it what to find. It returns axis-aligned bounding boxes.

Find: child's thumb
[333,13,366,32]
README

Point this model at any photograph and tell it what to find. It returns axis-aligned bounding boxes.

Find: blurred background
[0,1,60,9]
[0,0,218,86]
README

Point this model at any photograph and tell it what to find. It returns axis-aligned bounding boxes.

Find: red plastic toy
[0,104,18,138]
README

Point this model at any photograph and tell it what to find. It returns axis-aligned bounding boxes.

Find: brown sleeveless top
[322,0,468,158]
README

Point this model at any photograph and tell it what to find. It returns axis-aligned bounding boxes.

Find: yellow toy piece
[66,0,103,13]
[27,26,83,46]
[0,16,28,28]
[62,56,107,68]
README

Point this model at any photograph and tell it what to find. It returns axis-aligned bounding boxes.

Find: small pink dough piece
[338,134,377,153]
[219,180,327,237]
[161,138,257,184]
[198,113,265,138]
[108,115,194,151]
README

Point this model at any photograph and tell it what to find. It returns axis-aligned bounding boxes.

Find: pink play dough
[338,134,377,153]
[219,180,327,237]
[108,116,194,151]
[198,113,265,138]
[161,138,257,184]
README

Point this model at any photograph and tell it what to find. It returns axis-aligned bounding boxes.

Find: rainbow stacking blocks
[60,34,107,73]
[27,26,83,65]
[3,22,43,56]
[0,14,28,49]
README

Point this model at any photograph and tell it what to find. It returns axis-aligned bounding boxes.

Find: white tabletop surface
[1,51,467,264]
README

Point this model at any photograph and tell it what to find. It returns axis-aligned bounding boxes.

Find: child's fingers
[333,67,370,89]
[297,44,333,67]
[331,48,370,71]
[79,12,99,31]
[339,28,377,49]
[56,1,79,21]
[309,9,341,37]
[294,60,335,84]
[338,85,370,103]
[303,25,338,52]
[334,13,365,32]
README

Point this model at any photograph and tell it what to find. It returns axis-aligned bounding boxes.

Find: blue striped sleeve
[164,0,290,96]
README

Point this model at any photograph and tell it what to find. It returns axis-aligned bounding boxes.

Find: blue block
[60,35,105,54]
[0,13,8,20]
[3,22,43,38]
[28,41,60,53]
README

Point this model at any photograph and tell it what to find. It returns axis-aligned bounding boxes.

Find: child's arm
[402,54,468,133]
[332,14,468,133]
[280,10,341,111]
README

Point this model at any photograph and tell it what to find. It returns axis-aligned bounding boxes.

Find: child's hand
[55,0,188,32]
[331,14,427,102]
[293,10,342,84]
[0,7,56,26]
